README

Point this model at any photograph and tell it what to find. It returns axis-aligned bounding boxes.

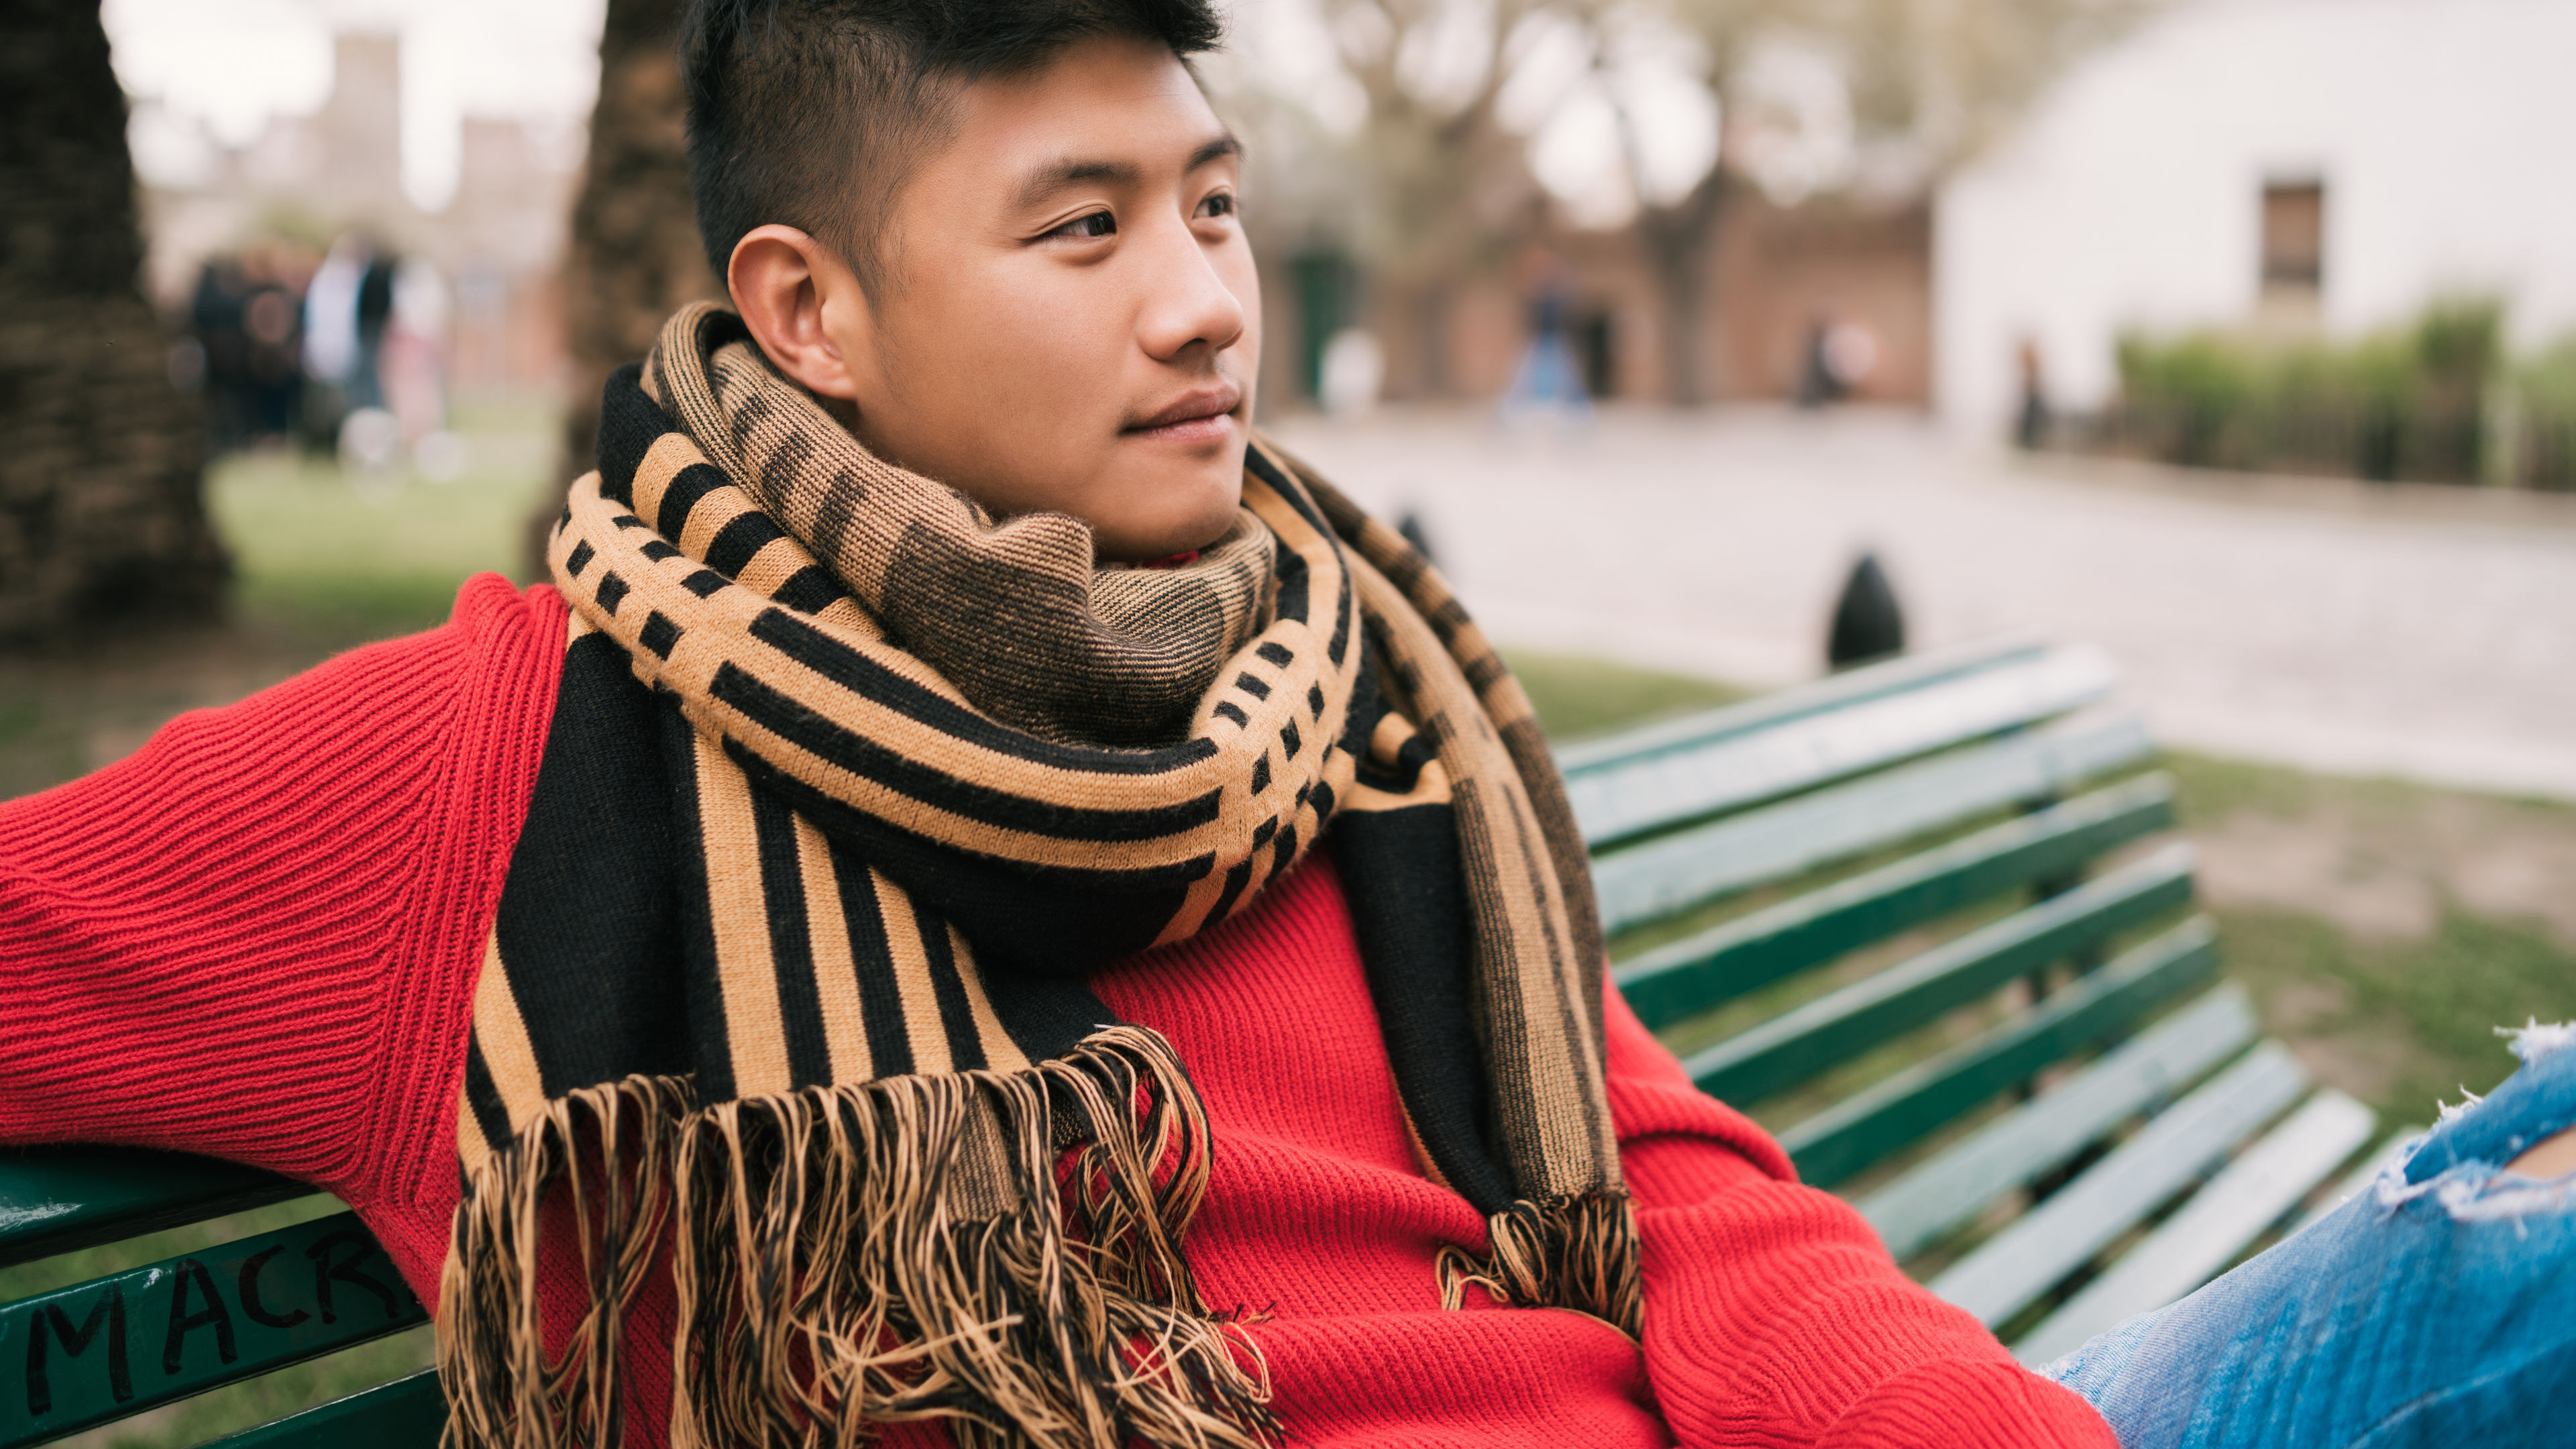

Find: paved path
[1268,407,2576,800]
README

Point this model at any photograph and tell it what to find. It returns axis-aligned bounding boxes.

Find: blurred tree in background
[536,0,718,572]
[0,0,226,641]
[1225,0,2140,403]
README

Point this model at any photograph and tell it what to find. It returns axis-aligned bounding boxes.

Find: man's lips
[1124,380,1244,440]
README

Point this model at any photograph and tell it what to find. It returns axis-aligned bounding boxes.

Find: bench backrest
[1574,640,2389,1362]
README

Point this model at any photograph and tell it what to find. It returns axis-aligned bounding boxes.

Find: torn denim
[2038,1021,2576,1448]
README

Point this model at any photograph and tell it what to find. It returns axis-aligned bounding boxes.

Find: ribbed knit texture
[0,575,2116,1448]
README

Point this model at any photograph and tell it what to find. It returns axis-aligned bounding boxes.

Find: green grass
[209,433,550,650]
[0,423,551,802]
[1500,649,1746,741]
[2212,906,2575,1119]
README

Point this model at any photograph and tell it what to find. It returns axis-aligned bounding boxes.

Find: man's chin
[1093,466,1244,562]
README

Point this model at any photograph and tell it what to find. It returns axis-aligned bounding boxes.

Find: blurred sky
[102,0,608,211]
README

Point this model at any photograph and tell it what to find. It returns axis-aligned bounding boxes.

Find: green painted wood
[1557,636,2050,776]
[1859,985,2261,1262]
[198,1371,443,1449]
[1615,775,2176,1029]
[1927,1042,2310,1327]
[1681,845,2198,1106]
[2012,1089,2378,1365]
[1592,710,2155,935]
[0,1150,314,1271]
[1782,918,2220,1189]
[0,1213,427,1449]
[1566,645,2116,849]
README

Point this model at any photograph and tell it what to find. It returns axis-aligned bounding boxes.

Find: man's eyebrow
[1013,133,1242,209]
[1018,158,1138,208]
[1186,133,1242,171]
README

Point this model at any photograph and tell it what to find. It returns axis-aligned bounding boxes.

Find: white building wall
[1935,0,2576,437]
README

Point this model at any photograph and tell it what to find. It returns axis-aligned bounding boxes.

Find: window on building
[2261,180,2324,294]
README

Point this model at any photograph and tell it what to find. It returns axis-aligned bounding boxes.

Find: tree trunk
[0,0,226,642]
[1636,174,1729,407]
[529,0,719,573]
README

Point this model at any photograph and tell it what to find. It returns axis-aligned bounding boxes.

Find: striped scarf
[437,303,1637,1448]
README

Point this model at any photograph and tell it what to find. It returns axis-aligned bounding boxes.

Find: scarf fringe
[1434,1193,1644,1339]
[437,1029,1279,1449]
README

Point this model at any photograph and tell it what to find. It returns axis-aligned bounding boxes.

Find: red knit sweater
[0,575,2113,1448]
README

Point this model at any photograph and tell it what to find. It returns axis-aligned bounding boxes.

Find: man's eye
[1053,211,1116,239]
[1198,193,1236,219]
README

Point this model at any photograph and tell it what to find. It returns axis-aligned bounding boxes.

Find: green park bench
[0,635,2407,1446]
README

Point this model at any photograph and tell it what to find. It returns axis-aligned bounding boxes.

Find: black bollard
[1827,552,1905,669]
[1396,508,1437,566]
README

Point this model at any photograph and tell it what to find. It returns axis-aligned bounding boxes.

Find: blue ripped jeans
[2041,1025,2576,1447]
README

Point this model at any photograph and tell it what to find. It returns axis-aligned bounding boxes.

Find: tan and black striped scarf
[438,303,1636,1448]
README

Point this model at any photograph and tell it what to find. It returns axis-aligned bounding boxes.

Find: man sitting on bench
[4,3,2571,1445]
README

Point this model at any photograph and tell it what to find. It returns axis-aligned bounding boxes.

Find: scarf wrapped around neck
[437,303,1637,1448]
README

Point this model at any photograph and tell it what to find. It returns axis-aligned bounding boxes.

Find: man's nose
[1135,215,1246,364]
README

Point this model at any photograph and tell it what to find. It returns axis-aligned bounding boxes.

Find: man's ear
[729,225,872,401]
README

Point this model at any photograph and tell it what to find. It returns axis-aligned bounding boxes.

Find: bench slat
[1556,636,2050,775]
[1860,985,2261,1260]
[1927,1042,2310,1328]
[1593,710,2155,935]
[1568,645,2116,848]
[1782,918,2220,1189]
[0,1149,315,1271]
[200,1371,442,1449]
[0,1212,427,1449]
[1680,845,2196,1106]
[2286,1126,2421,1239]
[2012,1090,2379,1366]
[1615,775,2176,1028]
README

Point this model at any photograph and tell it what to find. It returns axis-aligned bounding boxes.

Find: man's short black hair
[681,0,1225,291]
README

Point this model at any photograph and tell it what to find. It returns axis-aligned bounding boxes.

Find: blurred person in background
[305,229,404,460]
[1499,246,1593,426]
[1796,314,1878,409]
[2017,335,2053,449]
[4,3,2572,1448]
[381,256,451,448]
[193,238,316,448]
[186,253,254,451]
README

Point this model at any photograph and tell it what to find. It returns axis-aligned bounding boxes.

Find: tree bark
[1635,173,1730,407]
[0,0,226,642]
[530,0,718,574]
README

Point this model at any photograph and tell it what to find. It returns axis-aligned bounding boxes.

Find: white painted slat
[1592,708,2154,933]
[2013,1090,2379,1365]
[2285,1124,2423,1239]
[1861,985,2261,1260]
[1556,635,2049,775]
[1567,645,2118,847]
[1927,1042,2310,1328]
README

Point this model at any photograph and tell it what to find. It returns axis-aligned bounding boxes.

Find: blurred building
[1276,189,1931,411]
[1937,0,2576,437]
[134,30,577,404]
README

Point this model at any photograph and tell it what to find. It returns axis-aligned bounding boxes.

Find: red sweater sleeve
[1603,988,2114,1448]
[0,575,565,1289]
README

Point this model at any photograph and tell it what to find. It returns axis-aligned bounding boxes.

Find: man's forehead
[938,36,1230,179]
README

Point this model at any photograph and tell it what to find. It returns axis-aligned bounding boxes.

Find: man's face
[825,36,1258,561]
